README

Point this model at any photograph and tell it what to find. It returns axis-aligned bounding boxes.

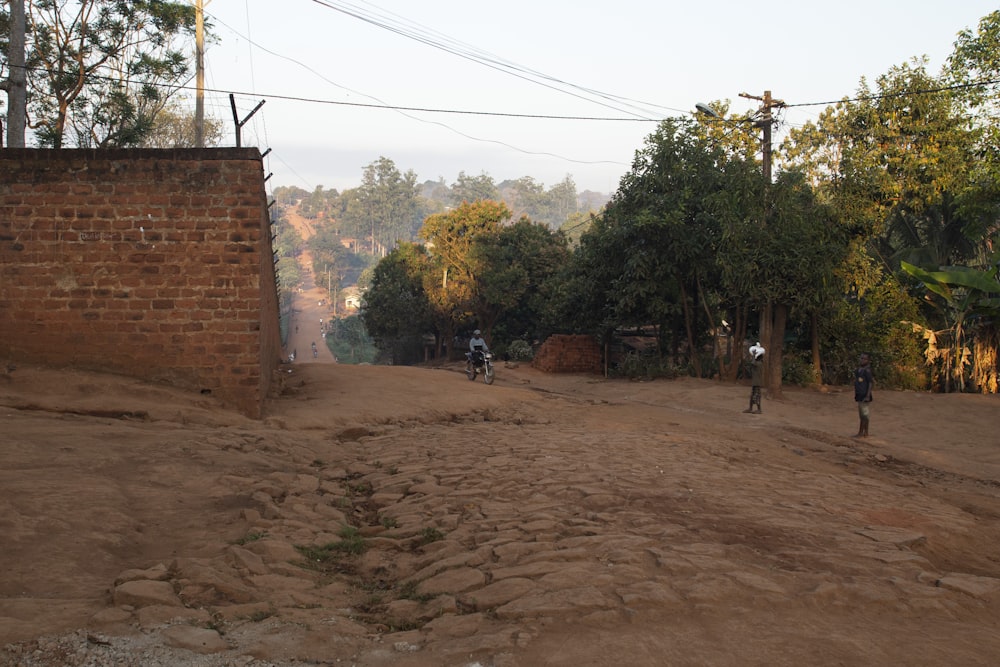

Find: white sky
[198,0,998,196]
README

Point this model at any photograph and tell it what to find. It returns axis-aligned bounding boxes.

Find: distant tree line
[274,164,607,242]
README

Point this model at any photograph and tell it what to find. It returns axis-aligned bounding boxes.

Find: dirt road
[2,359,1000,666]
[283,206,336,364]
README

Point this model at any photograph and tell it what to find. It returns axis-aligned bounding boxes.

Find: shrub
[506,339,534,361]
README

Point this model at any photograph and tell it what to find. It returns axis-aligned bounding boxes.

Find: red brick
[0,149,281,418]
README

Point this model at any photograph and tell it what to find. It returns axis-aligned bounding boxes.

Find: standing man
[854,352,874,437]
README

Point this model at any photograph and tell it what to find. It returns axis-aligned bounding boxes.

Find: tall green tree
[504,176,548,223]
[546,176,579,228]
[419,200,511,357]
[947,10,1000,257]
[361,243,434,363]
[341,157,420,255]
[451,171,499,205]
[721,170,847,392]
[781,45,1000,390]
[15,0,199,148]
[470,218,569,342]
[596,119,761,378]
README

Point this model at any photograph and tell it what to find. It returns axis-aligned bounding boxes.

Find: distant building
[343,286,362,312]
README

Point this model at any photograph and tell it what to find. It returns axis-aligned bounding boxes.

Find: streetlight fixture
[695,102,720,118]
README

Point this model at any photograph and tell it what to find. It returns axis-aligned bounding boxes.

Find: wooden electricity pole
[194,0,206,147]
[739,90,786,395]
[739,90,785,184]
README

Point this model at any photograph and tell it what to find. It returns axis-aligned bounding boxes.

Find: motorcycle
[465,349,495,384]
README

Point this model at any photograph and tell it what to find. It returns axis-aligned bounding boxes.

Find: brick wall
[0,148,282,418]
[531,334,603,374]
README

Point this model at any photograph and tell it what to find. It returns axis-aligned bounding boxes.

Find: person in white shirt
[469,329,488,353]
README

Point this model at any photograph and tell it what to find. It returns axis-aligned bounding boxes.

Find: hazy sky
[199,1,998,196]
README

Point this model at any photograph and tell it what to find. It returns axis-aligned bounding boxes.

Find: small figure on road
[854,352,874,437]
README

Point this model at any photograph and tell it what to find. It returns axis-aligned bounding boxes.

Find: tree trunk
[695,273,722,380]
[725,305,747,382]
[811,311,822,385]
[679,282,701,378]
[759,302,772,386]
[767,303,787,399]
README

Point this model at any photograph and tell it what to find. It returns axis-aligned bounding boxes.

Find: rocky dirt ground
[2,356,1000,667]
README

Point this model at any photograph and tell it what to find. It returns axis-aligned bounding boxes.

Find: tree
[18,0,199,148]
[419,200,511,358]
[361,243,434,363]
[329,315,376,364]
[720,170,847,393]
[558,211,593,247]
[504,176,548,223]
[340,157,420,255]
[451,171,499,205]
[598,119,761,378]
[546,176,579,227]
[139,99,222,147]
[470,218,569,343]
[781,48,1000,391]
[947,11,1000,261]
[273,185,312,207]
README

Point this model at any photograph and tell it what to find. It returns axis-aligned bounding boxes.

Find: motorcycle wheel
[484,364,495,385]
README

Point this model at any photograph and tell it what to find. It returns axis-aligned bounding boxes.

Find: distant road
[283,205,335,364]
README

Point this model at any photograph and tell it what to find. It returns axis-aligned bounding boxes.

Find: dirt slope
[2,358,1000,666]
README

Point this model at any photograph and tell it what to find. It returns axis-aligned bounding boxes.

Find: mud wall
[0,148,282,418]
[531,334,603,374]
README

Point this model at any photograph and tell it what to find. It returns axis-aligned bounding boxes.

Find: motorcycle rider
[468,329,489,371]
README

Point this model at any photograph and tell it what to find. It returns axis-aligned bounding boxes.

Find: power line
[305,0,677,120]
[200,2,1000,181]
[784,77,1000,110]
[197,83,664,122]
[200,11,669,124]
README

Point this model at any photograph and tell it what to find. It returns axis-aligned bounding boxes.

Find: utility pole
[4,0,27,147]
[739,90,785,184]
[194,0,206,147]
[739,90,785,396]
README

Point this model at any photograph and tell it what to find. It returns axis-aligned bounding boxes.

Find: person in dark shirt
[854,352,874,437]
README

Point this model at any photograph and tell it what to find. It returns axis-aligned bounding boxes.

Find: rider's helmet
[474,329,481,336]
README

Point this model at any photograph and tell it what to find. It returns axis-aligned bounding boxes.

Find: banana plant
[901,260,1000,392]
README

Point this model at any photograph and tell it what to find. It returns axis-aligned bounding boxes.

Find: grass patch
[397,580,434,603]
[295,526,367,571]
[346,480,374,496]
[235,530,267,545]
[416,527,444,546]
